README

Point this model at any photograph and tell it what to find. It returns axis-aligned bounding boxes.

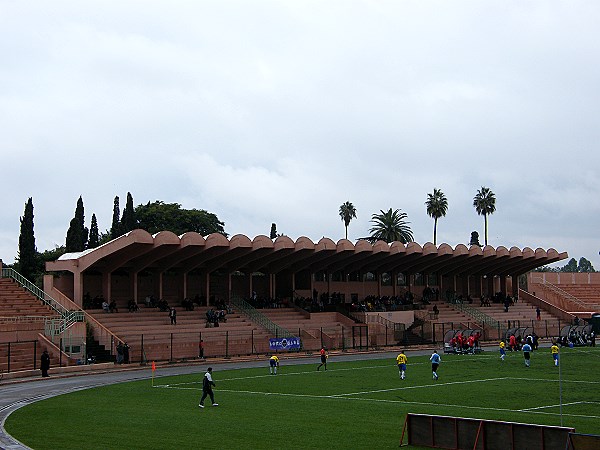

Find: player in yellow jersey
[551,343,559,366]
[269,355,280,375]
[396,350,408,380]
[499,341,506,361]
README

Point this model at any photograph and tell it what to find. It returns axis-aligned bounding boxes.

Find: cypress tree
[16,197,38,280]
[121,192,136,233]
[110,196,121,239]
[65,196,88,252]
[88,213,100,249]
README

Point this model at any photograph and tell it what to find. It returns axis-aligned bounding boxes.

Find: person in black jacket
[41,350,51,377]
[199,367,218,408]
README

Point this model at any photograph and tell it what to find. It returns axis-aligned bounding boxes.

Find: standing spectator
[123,342,130,364]
[199,339,205,359]
[169,307,177,325]
[116,342,124,364]
[536,306,541,321]
[522,342,532,367]
[430,350,441,380]
[509,334,517,352]
[317,348,328,371]
[396,350,408,380]
[551,342,560,366]
[41,350,51,377]
[269,355,280,375]
[432,304,439,319]
[199,367,218,408]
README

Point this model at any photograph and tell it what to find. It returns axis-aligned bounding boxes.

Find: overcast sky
[1,1,598,270]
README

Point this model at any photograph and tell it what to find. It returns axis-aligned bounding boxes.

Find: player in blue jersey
[430,350,441,380]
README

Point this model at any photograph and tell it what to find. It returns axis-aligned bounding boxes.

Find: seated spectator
[182,297,194,311]
[128,299,139,312]
[102,300,110,313]
[109,300,118,313]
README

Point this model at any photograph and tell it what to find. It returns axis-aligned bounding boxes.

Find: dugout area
[400,413,575,450]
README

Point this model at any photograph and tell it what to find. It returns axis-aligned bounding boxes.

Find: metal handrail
[0,315,59,323]
[452,302,503,329]
[230,297,294,338]
[1,268,84,336]
[350,311,405,331]
[532,279,596,310]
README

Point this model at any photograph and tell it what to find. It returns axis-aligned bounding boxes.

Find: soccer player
[396,350,408,380]
[430,350,441,380]
[551,342,560,366]
[317,348,328,371]
[269,355,280,375]
[499,340,506,361]
[199,367,218,408]
[522,342,532,367]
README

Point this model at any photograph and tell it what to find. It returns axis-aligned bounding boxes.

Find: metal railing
[531,278,597,311]
[350,311,405,332]
[452,301,504,329]
[1,267,84,339]
[230,297,294,338]
[0,315,58,323]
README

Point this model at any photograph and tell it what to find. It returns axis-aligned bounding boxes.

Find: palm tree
[425,188,448,245]
[368,208,414,244]
[473,186,496,246]
[339,201,357,240]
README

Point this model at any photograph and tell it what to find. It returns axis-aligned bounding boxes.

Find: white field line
[156,355,499,388]
[518,401,596,412]
[153,384,600,420]
[331,377,510,397]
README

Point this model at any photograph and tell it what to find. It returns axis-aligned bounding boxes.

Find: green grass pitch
[5,346,600,449]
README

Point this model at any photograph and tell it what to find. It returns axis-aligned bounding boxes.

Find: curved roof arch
[45,230,567,281]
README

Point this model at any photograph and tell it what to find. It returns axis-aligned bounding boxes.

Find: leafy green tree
[39,245,66,264]
[561,258,578,272]
[121,192,137,233]
[135,201,226,236]
[577,257,595,272]
[425,188,448,245]
[469,231,481,247]
[473,186,496,246]
[88,214,100,249]
[65,196,88,252]
[339,201,357,240]
[110,196,121,239]
[16,198,38,280]
[368,208,413,244]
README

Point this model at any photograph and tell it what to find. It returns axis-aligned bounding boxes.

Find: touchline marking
[205,388,600,420]
[509,377,600,385]
[154,354,498,388]
[518,401,594,412]
[332,377,510,397]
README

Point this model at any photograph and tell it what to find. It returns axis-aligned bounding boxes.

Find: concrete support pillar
[227,273,231,300]
[73,270,83,306]
[206,273,211,306]
[131,271,138,304]
[183,272,188,299]
[103,272,111,302]
[158,272,163,300]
